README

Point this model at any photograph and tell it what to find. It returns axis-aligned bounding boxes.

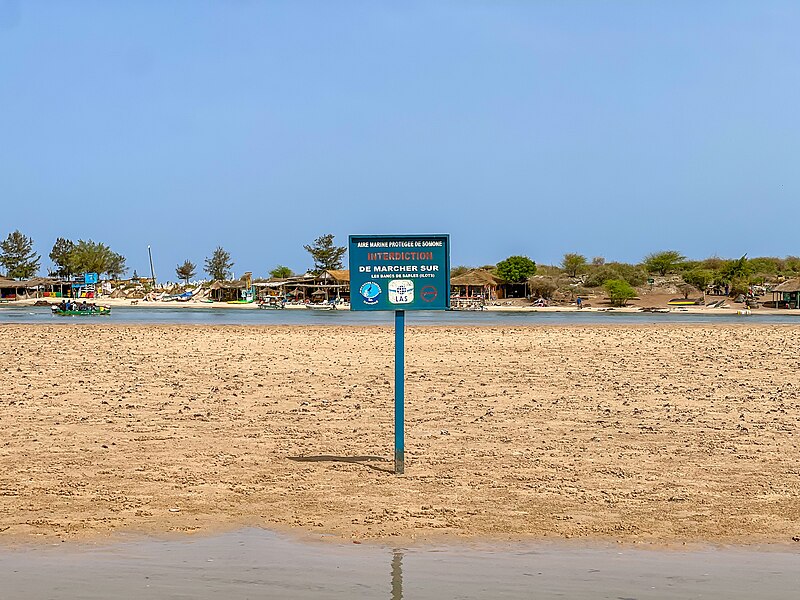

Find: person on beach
[577,297,582,309]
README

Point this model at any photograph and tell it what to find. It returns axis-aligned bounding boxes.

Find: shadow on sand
[288,455,394,473]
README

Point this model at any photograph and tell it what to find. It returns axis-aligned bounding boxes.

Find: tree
[495,255,537,283]
[205,246,233,281]
[269,265,293,279]
[176,260,197,284]
[561,253,588,278]
[643,250,685,276]
[70,240,127,278]
[719,255,750,283]
[0,230,40,279]
[747,257,781,276]
[677,283,697,300]
[591,256,605,266]
[49,237,76,278]
[585,262,646,288]
[785,256,800,273]
[528,276,558,299]
[604,279,637,306]
[304,234,346,274]
[106,252,127,279]
[682,269,714,292]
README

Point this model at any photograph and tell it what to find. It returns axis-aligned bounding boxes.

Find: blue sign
[349,235,450,311]
[84,272,99,284]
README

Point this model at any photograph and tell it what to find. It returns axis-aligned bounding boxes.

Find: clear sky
[2,1,799,279]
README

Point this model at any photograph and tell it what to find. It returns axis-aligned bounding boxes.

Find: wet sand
[1,324,799,544]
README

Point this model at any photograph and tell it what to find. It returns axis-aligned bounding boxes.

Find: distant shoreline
[5,296,800,316]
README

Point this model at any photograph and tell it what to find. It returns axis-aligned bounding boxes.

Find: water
[2,305,800,325]
[2,529,798,599]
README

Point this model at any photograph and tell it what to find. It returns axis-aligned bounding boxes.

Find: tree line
[455,250,800,306]
[0,230,348,284]
[3,229,796,295]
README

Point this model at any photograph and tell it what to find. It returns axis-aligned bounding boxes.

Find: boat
[258,298,285,309]
[305,303,336,310]
[52,305,111,316]
[667,298,702,306]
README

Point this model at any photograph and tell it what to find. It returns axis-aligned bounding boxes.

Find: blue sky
[1,1,799,279]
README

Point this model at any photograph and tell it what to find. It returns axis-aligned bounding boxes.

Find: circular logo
[359,281,382,305]
[421,285,438,302]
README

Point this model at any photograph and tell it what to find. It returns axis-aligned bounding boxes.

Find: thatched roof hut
[451,269,501,287]
[322,270,349,283]
[0,277,71,299]
[772,278,800,308]
[773,278,800,293]
[451,269,501,302]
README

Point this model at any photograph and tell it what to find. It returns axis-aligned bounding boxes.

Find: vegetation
[269,265,294,279]
[495,255,536,282]
[528,276,558,299]
[0,230,40,279]
[604,279,637,306]
[69,240,127,278]
[46,237,127,279]
[561,253,587,278]
[304,234,346,274]
[643,250,686,276]
[450,265,472,278]
[175,260,197,284]
[682,269,714,292]
[49,237,75,278]
[585,262,646,288]
[719,255,750,282]
[204,246,234,281]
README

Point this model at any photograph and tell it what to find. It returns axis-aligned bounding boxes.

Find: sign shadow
[288,455,394,473]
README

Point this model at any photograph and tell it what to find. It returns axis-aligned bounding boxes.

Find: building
[771,278,800,309]
[450,269,501,303]
[0,277,72,300]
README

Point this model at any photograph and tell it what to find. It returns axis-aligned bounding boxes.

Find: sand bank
[1,324,799,545]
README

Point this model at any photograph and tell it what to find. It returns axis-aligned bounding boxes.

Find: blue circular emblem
[359,281,381,305]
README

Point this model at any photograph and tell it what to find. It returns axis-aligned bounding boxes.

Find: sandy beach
[1,323,799,545]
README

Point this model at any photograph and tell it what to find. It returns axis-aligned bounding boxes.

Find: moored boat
[305,303,336,310]
[51,305,111,316]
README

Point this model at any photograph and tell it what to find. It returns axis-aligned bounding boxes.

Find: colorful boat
[51,305,111,316]
[667,298,702,306]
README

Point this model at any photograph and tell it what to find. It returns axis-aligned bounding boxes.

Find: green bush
[585,262,646,288]
[496,255,537,283]
[682,269,714,291]
[528,277,558,299]
[604,279,637,306]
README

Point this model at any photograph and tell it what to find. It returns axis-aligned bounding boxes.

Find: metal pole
[147,245,156,287]
[394,309,405,474]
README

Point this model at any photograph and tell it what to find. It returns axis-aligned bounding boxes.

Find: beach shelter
[771,279,800,309]
[450,269,500,300]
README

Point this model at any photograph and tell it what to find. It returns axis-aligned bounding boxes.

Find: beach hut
[313,270,350,302]
[0,277,71,300]
[450,269,501,305]
[209,280,248,302]
[771,278,800,309]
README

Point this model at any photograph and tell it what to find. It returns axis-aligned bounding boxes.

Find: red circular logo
[421,286,438,302]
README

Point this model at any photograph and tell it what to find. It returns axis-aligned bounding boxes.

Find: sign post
[394,309,405,473]
[349,234,450,474]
